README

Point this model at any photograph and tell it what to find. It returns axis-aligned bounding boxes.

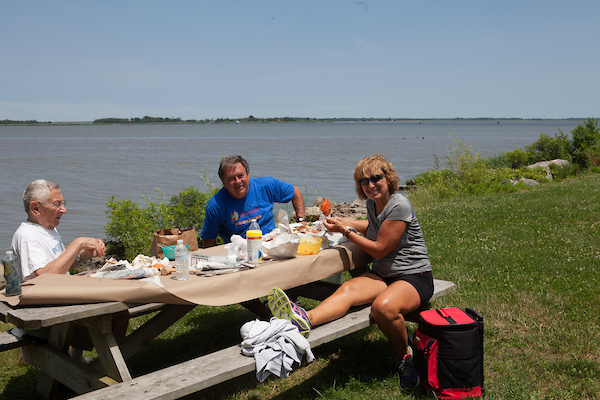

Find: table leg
[30,322,74,399]
[87,327,131,382]
[79,314,132,382]
[120,304,195,360]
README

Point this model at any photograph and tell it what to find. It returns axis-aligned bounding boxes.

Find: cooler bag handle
[466,307,485,396]
[436,308,457,325]
[465,307,483,322]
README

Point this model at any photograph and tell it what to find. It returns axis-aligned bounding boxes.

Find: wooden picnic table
[1,243,456,399]
[0,242,366,398]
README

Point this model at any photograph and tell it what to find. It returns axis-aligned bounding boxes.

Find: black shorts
[371,270,434,306]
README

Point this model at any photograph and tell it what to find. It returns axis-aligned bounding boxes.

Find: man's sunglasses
[359,174,384,186]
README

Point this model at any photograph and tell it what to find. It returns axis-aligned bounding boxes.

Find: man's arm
[35,237,105,276]
[202,238,217,248]
[291,186,306,221]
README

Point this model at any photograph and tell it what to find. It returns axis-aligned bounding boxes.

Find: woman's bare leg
[307,273,387,326]
[370,281,421,357]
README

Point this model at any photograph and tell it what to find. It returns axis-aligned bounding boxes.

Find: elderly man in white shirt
[11,179,106,281]
[11,179,127,364]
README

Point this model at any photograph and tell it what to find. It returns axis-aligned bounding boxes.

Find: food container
[297,237,322,255]
[162,244,190,260]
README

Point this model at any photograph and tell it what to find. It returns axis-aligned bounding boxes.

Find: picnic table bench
[72,278,456,400]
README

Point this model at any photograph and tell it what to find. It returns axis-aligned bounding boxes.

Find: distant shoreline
[0,117,586,127]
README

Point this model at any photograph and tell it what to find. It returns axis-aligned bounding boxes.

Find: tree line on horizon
[1,116,587,125]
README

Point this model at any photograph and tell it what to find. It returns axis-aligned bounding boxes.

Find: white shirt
[11,221,66,281]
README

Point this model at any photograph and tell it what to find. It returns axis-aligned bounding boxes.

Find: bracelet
[344,227,357,238]
[298,217,307,223]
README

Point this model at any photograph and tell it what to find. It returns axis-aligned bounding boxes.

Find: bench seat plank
[0,330,30,352]
[73,279,455,400]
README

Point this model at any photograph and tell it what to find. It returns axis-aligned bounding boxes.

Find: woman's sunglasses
[359,174,384,186]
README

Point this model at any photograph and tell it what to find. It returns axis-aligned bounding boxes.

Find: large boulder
[526,159,571,181]
[512,177,540,187]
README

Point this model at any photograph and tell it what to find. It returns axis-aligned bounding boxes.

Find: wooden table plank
[25,342,113,394]
[3,302,128,330]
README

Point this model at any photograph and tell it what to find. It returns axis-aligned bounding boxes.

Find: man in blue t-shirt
[201,155,306,247]
[200,155,307,318]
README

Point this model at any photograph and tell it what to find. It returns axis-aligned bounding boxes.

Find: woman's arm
[324,216,406,260]
[324,216,369,234]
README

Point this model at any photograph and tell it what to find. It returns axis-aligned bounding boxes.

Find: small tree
[504,148,534,168]
[104,183,218,260]
[525,129,571,163]
[571,117,600,168]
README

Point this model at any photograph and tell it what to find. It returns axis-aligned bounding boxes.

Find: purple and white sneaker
[267,287,312,337]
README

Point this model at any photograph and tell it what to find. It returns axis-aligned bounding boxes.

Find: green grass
[2,174,599,399]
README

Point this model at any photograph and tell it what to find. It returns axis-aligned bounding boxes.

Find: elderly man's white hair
[23,179,59,214]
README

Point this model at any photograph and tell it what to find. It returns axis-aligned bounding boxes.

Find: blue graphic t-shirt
[200,176,295,243]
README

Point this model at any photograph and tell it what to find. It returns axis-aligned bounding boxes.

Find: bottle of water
[174,239,189,281]
[246,219,262,264]
[3,250,22,296]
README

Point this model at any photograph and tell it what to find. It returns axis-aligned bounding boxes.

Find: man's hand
[84,238,106,258]
[75,237,106,260]
[203,238,217,248]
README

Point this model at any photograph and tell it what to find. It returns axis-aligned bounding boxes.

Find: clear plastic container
[174,239,189,281]
[246,219,262,264]
[3,250,22,296]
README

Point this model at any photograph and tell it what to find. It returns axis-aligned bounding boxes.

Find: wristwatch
[75,255,82,263]
[344,227,357,238]
[298,217,307,223]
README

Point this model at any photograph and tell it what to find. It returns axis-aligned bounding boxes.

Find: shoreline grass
[2,173,599,399]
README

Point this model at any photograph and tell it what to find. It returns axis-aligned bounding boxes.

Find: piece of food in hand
[320,198,331,216]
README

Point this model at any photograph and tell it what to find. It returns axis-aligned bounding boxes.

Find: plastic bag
[262,232,299,259]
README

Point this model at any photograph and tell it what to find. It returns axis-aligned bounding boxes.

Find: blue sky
[1,1,599,121]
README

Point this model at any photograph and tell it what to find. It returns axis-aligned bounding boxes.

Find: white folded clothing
[240,317,314,382]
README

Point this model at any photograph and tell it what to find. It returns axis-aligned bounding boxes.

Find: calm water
[0,120,580,251]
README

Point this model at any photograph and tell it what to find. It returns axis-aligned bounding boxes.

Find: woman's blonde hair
[353,154,400,200]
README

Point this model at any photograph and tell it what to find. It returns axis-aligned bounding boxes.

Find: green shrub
[169,187,218,231]
[516,166,551,182]
[503,147,534,168]
[550,162,581,180]
[104,197,162,260]
[485,152,512,169]
[571,117,600,168]
[525,129,572,162]
[409,134,580,207]
[104,182,218,260]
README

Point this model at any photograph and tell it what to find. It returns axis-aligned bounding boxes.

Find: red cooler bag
[413,307,484,399]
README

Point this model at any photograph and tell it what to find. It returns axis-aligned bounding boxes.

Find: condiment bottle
[246,219,262,264]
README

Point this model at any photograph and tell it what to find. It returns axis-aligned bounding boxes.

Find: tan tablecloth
[1,243,370,307]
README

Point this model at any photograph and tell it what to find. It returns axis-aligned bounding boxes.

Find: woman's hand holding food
[324,216,345,233]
